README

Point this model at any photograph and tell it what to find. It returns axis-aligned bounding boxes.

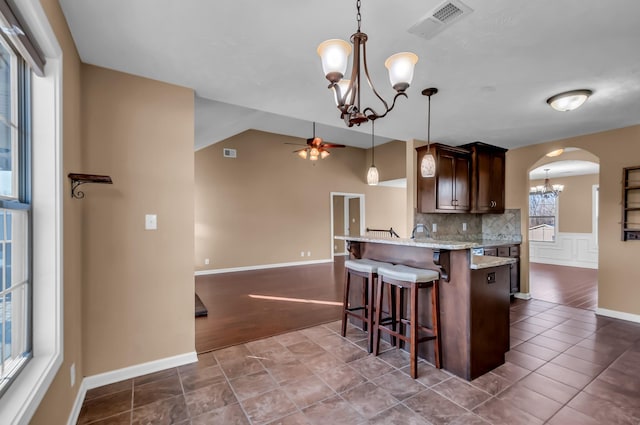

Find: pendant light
[420,88,438,178]
[367,120,379,186]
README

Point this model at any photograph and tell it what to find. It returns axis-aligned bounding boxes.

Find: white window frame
[0,0,62,423]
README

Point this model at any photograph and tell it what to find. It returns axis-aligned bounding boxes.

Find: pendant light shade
[367,120,379,186]
[367,166,379,185]
[421,154,436,178]
[420,88,438,178]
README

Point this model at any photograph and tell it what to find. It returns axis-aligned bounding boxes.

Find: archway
[527,147,600,309]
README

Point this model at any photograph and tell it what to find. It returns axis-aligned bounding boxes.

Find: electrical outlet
[300,251,305,257]
[432,223,437,233]
[307,251,311,257]
[70,363,76,388]
[462,222,467,231]
[204,258,210,265]
[145,214,157,230]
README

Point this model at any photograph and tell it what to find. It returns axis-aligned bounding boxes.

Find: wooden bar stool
[342,258,392,353]
[373,264,441,378]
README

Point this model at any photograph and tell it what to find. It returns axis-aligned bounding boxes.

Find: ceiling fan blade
[320,143,346,148]
[284,142,307,146]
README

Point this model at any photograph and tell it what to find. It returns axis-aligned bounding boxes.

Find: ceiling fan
[288,122,345,160]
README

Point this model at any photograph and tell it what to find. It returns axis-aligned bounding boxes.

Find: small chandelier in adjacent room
[546,89,592,112]
[420,88,438,178]
[317,0,418,127]
[367,120,379,185]
[531,169,564,198]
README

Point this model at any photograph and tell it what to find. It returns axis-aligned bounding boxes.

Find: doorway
[527,148,599,310]
[330,192,365,258]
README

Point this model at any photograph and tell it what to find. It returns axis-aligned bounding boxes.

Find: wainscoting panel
[529,232,598,269]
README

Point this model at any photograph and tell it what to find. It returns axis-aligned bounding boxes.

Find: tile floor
[77,299,640,424]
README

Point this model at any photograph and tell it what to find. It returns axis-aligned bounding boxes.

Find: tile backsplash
[414,209,521,242]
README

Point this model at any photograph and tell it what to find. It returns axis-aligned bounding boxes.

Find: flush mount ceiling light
[546,89,592,112]
[546,148,564,157]
[367,120,379,185]
[317,0,418,127]
[530,168,564,198]
[420,88,438,178]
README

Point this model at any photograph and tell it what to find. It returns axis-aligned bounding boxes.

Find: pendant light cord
[427,94,431,153]
[371,119,375,166]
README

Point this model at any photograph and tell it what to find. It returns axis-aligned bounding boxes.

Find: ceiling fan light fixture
[298,150,308,159]
[547,89,592,112]
[320,150,330,159]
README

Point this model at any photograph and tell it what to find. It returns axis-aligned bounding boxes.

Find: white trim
[329,192,365,258]
[334,252,348,256]
[195,259,333,276]
[514,292,532,300]
[596,308,640,324]
[592,184,599,247]
[67,352,198,425]
[529,232,598,269]
[0,1,64,423]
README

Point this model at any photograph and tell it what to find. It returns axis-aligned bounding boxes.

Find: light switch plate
[145,214,157,230]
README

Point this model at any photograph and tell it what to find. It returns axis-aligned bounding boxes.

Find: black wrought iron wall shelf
[68,173,113,199]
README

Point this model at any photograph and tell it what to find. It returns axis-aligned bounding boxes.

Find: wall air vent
[223,148,237,158]
[408,0,473,40]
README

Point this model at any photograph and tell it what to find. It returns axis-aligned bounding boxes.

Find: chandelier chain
[356,0,362,32]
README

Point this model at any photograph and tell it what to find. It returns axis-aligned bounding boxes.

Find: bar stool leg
[341,268,351,338]
[431,281,441,368]
[365,271,374,353]
[396,285,403,350]
[372,275,384,356]
[410,283,419,379]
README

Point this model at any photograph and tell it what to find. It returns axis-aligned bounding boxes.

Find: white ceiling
[59,0,640,150]
[530,160,599,179]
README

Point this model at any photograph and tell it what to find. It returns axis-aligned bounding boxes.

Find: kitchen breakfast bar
[336,235,516,381]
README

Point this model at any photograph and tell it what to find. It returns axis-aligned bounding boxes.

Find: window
[0,33,31,396]
[529,192,558,242]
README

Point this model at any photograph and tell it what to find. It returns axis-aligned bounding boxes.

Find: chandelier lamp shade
[420,88,438,178]
[367,120,379,185]
[546,89,592,112]
[530,169,564,198]
[317,0,418,127]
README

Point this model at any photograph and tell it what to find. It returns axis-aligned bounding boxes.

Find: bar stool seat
[373,264,441,378]
[342,258,392,353]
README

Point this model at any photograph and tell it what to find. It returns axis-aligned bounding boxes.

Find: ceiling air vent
[223,148,236,158]
[408,0,473,40]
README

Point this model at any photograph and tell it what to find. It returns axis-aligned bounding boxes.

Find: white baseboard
[514,292,532,300]
[67,351,197,425]
[596,308,640,324]
[195,259,333,276]
[334,252,348,256]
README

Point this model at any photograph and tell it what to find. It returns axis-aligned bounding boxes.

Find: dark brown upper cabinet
[461,142,508,214]
[416,143,470,213]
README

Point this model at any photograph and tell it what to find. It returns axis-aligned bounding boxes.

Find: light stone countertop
[470,255,516,270]
[334,235,477,250]
[334,235,521,250]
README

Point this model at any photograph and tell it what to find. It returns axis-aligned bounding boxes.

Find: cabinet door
[510,259,520,293]
[489,151,506,211]
[454,155,470,210]
[436,151,456,210]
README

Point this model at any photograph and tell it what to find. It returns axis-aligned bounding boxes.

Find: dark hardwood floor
[195,257,346,353]
[529,262,598,310]
[195,258,599,353]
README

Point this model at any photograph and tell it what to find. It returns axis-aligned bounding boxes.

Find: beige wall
[195,130,406,270]
[80,65,195,374]
[31,0,84,423]
[366,140,406,182]
[506,125,640,316]
[530,174,599,233]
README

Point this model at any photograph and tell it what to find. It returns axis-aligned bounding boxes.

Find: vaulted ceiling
[59,0,640,150]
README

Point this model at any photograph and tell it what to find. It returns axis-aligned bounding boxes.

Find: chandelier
[530,169,564,198]
[317,0,418,127]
